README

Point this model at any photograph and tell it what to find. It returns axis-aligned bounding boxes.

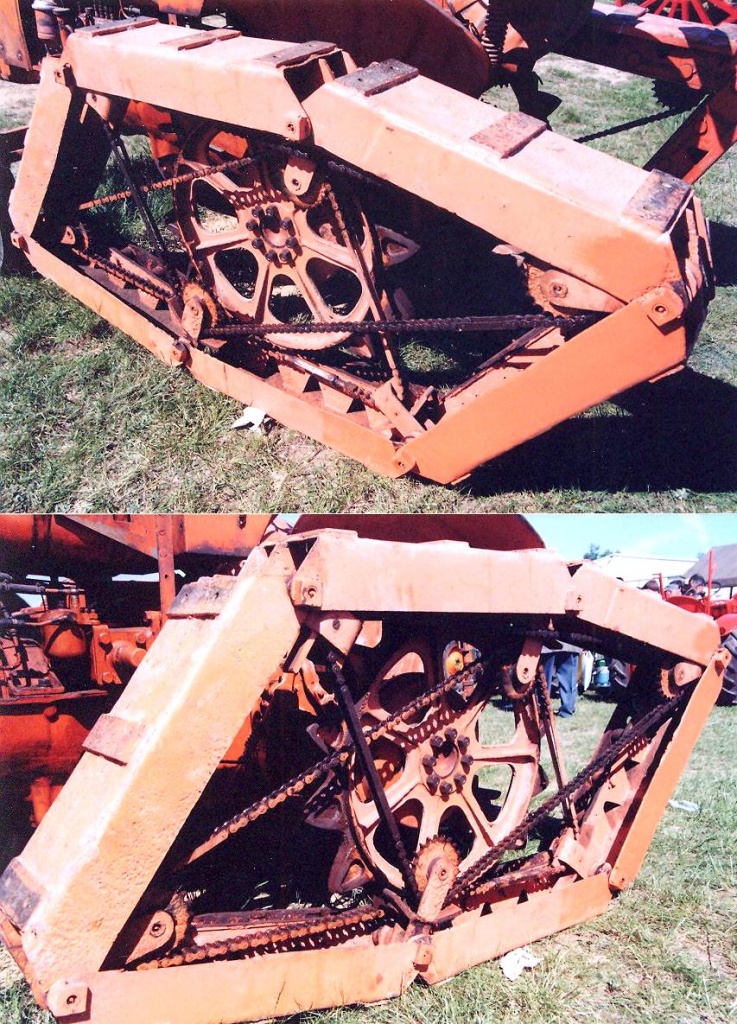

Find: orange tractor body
[0,515,732,1024]
[1,2,736,481]
[0,512,538,831]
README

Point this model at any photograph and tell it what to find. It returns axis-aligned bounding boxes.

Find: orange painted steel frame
[0,514,271,834]
[0,525,730,1024]
[563,4,737,183]
[5,1,735,178]
[0,513,542,821]
[6,11,716,482]
[2,3,736,480]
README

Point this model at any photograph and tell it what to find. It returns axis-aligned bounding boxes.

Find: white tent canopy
[686,544,737,588]
[585,553,695,588]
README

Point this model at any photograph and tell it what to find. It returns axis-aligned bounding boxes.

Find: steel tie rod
[328,651,421,909]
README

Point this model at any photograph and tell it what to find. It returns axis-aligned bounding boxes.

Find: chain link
[184,658,486,868]
[140,904,386,970]
[574,103,695,146]
[446,686,690,904]
[207,312,598,340]
[71,246,175,303]
[78,155,258,211]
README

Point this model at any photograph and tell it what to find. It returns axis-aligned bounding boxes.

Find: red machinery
[0,515,732,1024]
[662,550,737,703]
[615,2,737,26]
[0,514,272,854]
[1,3,736,481]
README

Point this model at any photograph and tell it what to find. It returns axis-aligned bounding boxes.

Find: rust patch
[623,170,691,233]
[160,30,241,52]
[472,112,547,159]
[339,59,419,96]
[0,859,43,930]
[167,575,239,618]
[80,16,158,39]
[0,0,33,70]
[82,713,145,766]
[259,40,338,68]
[607,4,647,22]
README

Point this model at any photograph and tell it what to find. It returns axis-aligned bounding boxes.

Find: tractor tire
[719,631,737,706]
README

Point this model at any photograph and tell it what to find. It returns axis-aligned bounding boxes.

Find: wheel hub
[307,632,544,894]
[174,128,382,350]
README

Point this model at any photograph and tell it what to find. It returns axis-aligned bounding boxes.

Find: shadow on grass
[468,368,737,495]
[708,220,737,287]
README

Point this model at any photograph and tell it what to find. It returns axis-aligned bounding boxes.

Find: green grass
[284,697,737,1024]
[1,50,737,509]
[2,695,735,1024]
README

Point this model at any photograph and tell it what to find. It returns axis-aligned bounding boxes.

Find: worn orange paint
[2,4,735,478]
[0,523,728,1024]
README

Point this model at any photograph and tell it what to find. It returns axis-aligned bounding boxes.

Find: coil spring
[483,0,509,76]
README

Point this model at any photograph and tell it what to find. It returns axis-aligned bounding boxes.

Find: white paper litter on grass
[668,799,700,814]
[499,946,541,981]
[232,407,269,433]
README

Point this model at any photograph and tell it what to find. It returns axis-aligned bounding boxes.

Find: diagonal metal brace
[100,120,177,288]
[328,651,420,909]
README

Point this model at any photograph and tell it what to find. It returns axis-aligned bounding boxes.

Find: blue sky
[526,514,737,562]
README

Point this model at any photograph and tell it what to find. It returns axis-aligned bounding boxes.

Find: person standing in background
[542,643,579,718]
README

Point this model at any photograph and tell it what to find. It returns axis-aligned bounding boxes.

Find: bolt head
[429,734,443,751]
[422,754,436,771]
[439,781,453,797]
[457,734,470,752]
[444,727,458,743]
[427,773,440,790]
[460,753,474,769]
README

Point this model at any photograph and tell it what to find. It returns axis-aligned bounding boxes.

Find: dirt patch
[675,933,737,979]
[269,434,335,487]
[540,52,635,85]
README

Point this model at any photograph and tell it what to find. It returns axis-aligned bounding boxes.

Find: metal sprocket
[307,632,545,894]
[173,126,383,351]
[413,836,460,894]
